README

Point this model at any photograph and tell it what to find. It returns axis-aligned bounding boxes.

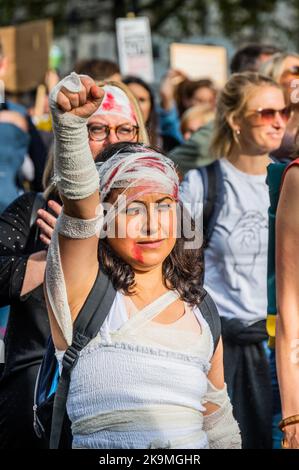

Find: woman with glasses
[180,72,289,448]
[85,80,148,157]
[260,52,299,97]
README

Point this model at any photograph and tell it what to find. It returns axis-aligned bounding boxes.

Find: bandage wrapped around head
[92,84,136,121]
[96,149,180,202]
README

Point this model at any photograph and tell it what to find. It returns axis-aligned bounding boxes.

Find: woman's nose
[273,112,286,128]
[140,206,159,236]
[107,129,119,144]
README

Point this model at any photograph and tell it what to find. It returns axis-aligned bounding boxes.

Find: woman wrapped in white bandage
[45,72,241,449]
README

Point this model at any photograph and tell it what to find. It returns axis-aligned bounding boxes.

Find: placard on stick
[170,43,227,88]
[116,17,154,83]
[0,19,52,93]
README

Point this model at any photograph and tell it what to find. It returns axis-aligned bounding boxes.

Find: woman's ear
[227,112,241,135]
[227,112,241,144]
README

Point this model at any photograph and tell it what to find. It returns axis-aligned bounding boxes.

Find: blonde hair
[43,80,149,198]
[180,104,215,135]
[210,72,283,158]
[259,52,299,83]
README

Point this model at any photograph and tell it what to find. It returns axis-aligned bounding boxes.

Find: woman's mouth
[136,239,165,248]
[268,131,283,139]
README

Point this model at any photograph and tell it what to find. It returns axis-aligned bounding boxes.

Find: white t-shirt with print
[180,158,269,326]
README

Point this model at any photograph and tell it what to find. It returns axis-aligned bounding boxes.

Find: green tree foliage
[0,0,295,48]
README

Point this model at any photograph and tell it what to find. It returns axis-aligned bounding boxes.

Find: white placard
[116,17,154,83]
[170,43,227,88]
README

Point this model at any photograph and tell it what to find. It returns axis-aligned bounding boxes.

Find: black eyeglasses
[87,124,139,142]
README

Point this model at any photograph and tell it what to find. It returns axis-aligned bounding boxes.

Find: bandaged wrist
[49,72,99,200]
[56,207,104,239]
[202,383,241,449]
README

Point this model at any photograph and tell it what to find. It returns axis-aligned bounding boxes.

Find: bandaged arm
[202,380,242,449]
[49,72,100,202]
[46,73,103,346]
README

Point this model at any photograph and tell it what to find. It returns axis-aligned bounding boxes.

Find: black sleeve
[27,117,48,192]
[0,192,37,304]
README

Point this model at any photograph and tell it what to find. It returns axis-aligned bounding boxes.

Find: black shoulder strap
[30,192,46,228]
[199,290,221,353]
[50,270,116,449]
[198,160,224,246]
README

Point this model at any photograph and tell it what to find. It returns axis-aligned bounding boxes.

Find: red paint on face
[132,242,144,263]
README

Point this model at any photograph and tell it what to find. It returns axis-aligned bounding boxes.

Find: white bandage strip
[46,210,104,346]
[56,209,103,239]
[49,72,100,200]
[96,151,179,202]
[202,380,229,407]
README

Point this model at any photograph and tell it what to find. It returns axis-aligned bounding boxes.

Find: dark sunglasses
[247,106,292,125]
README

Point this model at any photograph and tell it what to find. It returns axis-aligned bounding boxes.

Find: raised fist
[52,73,105,119]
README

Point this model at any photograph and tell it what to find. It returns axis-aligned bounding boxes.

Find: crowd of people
[0,38,299,450]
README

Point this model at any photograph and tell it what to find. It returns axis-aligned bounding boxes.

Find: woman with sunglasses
[260,52,299,160]
[260,52,299,97]
[180,72,289,448]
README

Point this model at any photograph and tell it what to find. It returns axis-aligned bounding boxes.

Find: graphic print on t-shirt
[226,210,268,276]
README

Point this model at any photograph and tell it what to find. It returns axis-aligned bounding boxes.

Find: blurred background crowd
[1,0,299,450]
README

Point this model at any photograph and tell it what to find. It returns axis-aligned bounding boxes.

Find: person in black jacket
[0,151,61,448]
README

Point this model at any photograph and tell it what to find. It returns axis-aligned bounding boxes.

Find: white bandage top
[56,290,214,449]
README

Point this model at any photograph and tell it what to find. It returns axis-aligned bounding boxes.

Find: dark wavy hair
[97,142,205,306]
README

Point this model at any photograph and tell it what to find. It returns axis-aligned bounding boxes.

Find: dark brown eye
[90,126,107,133]
[118,126,134,134]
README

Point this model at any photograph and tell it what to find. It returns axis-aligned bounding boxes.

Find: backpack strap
[24,192,47,251]
[29,192,46,228]
[198,160,224,246]
[50,269,116,449]
[199,290,221,354]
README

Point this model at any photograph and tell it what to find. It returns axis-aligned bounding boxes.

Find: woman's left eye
[126,206,143,215]
[157,203,172,211]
